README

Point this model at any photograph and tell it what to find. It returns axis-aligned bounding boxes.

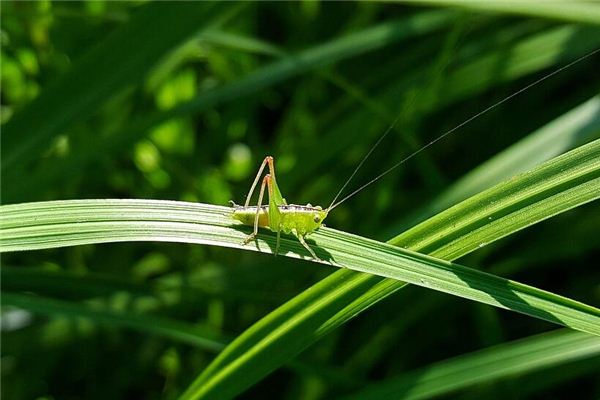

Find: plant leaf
[1,292,226,352]
[408,0,600,24]
[178,138,600,399]
[342,329,600,400]
[3,140,600,396]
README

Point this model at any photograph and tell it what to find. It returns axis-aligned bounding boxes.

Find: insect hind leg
[243,174,269,246]
[244,156,273,207]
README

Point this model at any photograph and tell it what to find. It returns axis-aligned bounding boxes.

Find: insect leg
[244,156,273,207]
[296,233,320,261]
[243,174,269,245]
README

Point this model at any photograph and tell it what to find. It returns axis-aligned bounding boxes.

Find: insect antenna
[326,116,401,211]
[328,47,600,212]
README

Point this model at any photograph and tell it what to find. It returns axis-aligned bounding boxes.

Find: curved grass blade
[342,329,600,400]
[1,266,157,300]
[1,292,226,352]
[2,196,599,332]
[4,197,599,339]
[178,138,600,399]
[2,140,600,397]
[408,0,600,25]
[387,139,600,257]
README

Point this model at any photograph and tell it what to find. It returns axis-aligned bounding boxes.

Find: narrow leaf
[181,138,600,399]
[2,292,225,352]
[343,329,600,400]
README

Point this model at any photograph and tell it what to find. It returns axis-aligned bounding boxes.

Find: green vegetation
[2,2,599,399]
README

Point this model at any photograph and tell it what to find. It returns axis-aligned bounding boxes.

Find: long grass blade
[342,329,600,400]
[3,140,600,397]
[177,138,600,399]
[408,0,600,25]
[2,292,225,352]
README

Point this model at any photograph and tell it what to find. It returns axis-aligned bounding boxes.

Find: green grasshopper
[231,156,328,260]
[231,47,599,261]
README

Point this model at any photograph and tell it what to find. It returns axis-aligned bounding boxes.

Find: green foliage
[1,2,599,400]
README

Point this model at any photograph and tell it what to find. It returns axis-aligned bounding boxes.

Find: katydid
[231,48,599,261]
[231,156,328,260]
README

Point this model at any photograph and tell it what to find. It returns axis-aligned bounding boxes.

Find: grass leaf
[409,0,600,25]
[2,292,226,352]
[178,138,600,399]
[343,329,600,400]
[3,140,600,397]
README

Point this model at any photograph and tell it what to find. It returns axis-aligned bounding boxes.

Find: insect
[231,155,329,260]
[231,48,599,261]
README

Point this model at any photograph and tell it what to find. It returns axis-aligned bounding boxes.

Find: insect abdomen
[232,206,270,227]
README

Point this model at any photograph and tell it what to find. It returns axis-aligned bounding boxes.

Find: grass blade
[343,329,600,400]
[2,292,225,352]
[178,138,600,399]
[409,0,600,25]
[2,140,600,396]
[388,139,600,257]
[2,196,599,338]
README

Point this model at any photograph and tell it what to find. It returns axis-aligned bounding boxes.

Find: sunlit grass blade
[342,329,600,400]
[2,292,226,352]
[388,139,599,257]
[179,139,600,399]
[4,197,599,339]
[2,139,600,397]
[408,0,600,24]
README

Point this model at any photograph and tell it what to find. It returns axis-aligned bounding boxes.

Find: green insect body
[232,205,327,236]
[231,156,328,260]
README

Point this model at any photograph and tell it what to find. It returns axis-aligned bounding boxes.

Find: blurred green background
[2,1,600,399]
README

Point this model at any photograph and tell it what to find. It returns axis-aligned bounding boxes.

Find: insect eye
[313,215,321,223]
